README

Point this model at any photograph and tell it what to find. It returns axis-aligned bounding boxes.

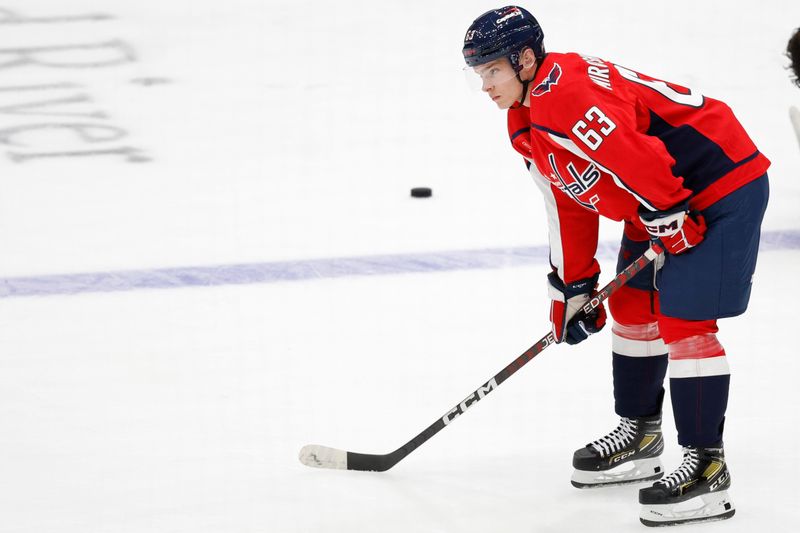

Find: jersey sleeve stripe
[530,122,568,138]
[510,127,530,141]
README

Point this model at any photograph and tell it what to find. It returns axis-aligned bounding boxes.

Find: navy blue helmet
[462,6,545,70]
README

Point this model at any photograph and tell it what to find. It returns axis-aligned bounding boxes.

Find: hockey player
[788,27,800,87]
[462,6,770,527]
[789,28,800,147]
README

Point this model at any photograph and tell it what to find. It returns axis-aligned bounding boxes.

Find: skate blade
[572,457,663,489]
[640,490,735,527]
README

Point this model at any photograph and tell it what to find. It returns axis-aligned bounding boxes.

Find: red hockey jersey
[508,52,770,283]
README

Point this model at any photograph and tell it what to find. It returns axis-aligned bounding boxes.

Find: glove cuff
[547,271,600,300]
[638,201,690,238]
[637,200,689,221]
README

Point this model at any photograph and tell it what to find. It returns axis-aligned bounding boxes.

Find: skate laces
[657,447,700,488]
[589,417,638,457]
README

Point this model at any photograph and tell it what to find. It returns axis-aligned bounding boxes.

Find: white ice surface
[0,1,799,532]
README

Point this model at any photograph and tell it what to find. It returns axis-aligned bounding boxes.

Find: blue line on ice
[1,229,799,298]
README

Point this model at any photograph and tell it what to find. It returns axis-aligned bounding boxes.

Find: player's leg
[638,317,734,526]
[571,224,668,488]
[638,174,769,526]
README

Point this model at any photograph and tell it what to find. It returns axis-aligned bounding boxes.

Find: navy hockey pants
[610,174,769,447]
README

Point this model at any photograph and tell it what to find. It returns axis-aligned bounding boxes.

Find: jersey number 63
[572,106,617,151]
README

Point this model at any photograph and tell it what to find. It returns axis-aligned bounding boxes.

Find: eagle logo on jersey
[531,63,562,97]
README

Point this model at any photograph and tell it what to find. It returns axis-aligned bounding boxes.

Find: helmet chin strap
[516,60,540,105]
[518,75,531,104]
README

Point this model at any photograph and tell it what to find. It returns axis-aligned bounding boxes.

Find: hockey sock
[666,333,730,447]
[612,322,668,417]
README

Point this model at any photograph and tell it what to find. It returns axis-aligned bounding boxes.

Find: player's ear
[521,47,537,72]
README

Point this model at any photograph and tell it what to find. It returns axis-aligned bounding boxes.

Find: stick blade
[299,444,348,469]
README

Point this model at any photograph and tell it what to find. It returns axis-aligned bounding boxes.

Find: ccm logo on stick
[442,378,498,425]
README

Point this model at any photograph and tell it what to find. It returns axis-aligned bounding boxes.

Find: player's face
[472,59,521,109]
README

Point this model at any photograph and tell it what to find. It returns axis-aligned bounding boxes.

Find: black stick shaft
[346,244,664,471]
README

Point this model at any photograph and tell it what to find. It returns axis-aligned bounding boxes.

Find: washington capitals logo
[495,7,523,25]
[531,63,562,97]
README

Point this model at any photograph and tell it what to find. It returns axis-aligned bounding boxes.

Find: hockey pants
[609,175,768,447]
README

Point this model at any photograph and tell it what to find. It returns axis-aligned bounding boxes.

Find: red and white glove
[638,202,707,255]
[548,272,607,345]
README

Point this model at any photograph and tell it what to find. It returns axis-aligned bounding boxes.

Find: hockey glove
[638,202,707,255]
[548,271,607,345]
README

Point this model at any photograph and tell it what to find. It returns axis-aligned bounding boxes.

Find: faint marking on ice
[0,40,138,69]
[0,9,113,25]
[0,229,798,299]
[130,77,172,86]
[0,83,79,92]
[8,146,152,163]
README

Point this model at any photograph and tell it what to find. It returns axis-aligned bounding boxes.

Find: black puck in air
[410,187,432,198]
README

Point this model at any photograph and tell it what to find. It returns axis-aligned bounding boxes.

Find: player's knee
[609,285,664,356]
[657,316,718,346]
[657,317,728,380]
[609,284,658,325]
[666,333,726,361]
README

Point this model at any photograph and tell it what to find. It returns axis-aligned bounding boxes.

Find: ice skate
[639,446,735,527]
[571,413,664,488]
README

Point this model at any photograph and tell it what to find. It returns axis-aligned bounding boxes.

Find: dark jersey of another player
[507,52,770,283]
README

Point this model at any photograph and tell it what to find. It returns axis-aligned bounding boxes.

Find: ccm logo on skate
[709,470,729,491]
[442,378,498,426]
[610,450,635,464]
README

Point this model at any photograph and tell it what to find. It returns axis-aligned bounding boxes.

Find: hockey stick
[299,243,664,472]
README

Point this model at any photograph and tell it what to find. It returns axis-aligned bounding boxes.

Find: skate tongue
[589,418,637,457]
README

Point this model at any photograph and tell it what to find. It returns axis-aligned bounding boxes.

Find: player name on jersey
[581,55,612,90]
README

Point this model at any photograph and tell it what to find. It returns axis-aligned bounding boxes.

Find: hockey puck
[410,187,432,198]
